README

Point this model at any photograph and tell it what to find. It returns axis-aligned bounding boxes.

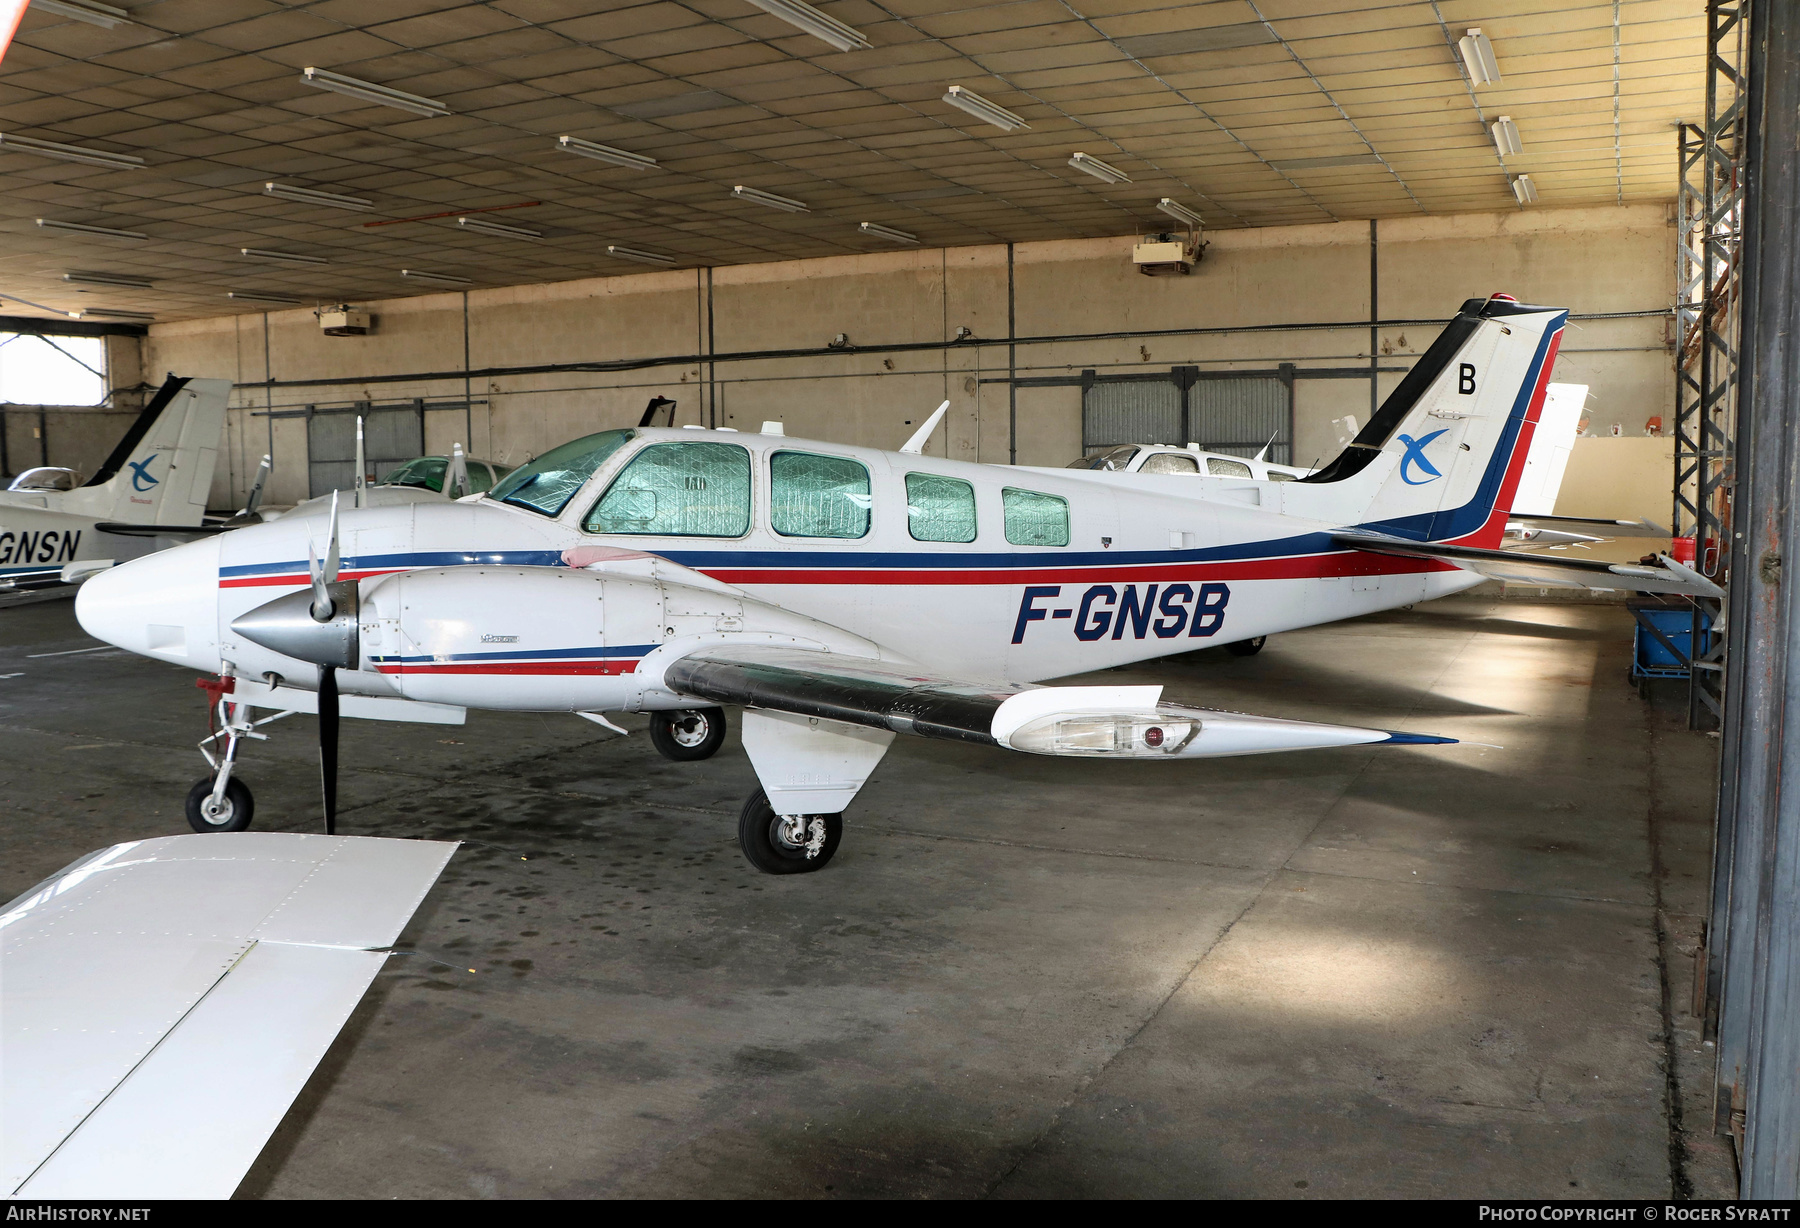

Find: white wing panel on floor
[1,833,456,1199]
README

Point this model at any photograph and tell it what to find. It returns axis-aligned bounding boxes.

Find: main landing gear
[649,707,727,761]
[738,787,842,874]
[1226,635,1267,657]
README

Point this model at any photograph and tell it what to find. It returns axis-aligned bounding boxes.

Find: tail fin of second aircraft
[81,376,232,525]
[1297,296,1568,547]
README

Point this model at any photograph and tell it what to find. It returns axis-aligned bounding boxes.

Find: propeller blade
[324,490,341,583]
[307,541,333,622]
[319,664,339,835]
[243,454,270,516]
[353,416,367,510]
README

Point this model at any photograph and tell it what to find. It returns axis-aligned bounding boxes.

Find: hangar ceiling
[0,0,1702,324]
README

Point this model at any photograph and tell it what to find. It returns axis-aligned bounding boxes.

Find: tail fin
[82,375,231,524]
[1300,297,1567,547]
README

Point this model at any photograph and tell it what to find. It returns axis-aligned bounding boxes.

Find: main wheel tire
[186,776,254,833]
[737,787,842,874]
[1226,635,1267,657]
[649,707,727,761]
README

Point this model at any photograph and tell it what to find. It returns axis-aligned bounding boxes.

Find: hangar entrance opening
[1082,368,1294,463]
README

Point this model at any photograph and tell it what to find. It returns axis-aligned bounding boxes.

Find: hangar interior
[4,0,1796,1203]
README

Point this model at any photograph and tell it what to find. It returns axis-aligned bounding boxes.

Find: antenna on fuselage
[1253,431,1278,464]
[900,400,951,455]
[639,396,677,428]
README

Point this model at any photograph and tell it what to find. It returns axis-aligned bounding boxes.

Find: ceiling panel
[0,0,1704,323]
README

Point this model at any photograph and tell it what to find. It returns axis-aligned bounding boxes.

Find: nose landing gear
[185,674,279,834]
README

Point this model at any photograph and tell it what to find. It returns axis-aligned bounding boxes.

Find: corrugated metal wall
[307,407,423,497]
[1191,377,1291,463]
[1082,375,1292,462]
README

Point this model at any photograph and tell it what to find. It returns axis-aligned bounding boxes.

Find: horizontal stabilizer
[94,521,227,538]
[663,645,1456,760]
[3,833,456,1199]
[1331,529,1722,598]
[1507,513,1669,538]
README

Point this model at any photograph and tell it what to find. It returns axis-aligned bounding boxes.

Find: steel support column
[1710,0,1800,1195]
[1675,0,1747,731]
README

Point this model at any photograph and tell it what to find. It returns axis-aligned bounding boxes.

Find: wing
[663,644,1454,759]
[1330,529,1721,598]
[2,832,456,1199]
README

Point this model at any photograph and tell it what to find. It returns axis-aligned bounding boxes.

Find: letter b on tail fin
[1311,299,1566,546]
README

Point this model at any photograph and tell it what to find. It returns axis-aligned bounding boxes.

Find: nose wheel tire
[1226,635,1267,657]
[185,776,254,833]
[650,707,727,761]
[738,787,842,874]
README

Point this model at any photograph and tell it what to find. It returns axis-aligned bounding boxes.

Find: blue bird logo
[128,454,160,491]
[1397,430,1448,485]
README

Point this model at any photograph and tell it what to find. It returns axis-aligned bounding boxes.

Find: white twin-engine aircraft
[0,375,232,588]
[75,297,1716,874]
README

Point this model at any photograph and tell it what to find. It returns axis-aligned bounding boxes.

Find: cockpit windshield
[489,429,634,517]
[376,456,448,492]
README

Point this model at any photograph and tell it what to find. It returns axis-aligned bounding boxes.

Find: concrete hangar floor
[1,594,1737,1199]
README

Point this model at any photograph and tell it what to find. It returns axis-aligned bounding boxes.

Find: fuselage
[78,425,1489,706]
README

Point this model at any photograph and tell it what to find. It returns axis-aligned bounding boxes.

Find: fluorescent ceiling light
[264,181,373,211]
[1458,28,1501,86]
[1069,152,1130,184]
[556,135,657,171]
[1156,198,1204,228]
[1512,174,1538,205]
[400,269,471,285]
[0,132,143,169]
[942,86,1027,132]
[227,291,303,305]
[1491,115,1522,158]
[63,270,151,288]
[36,218,145,240]
[457,216,541,239]
[29,0,130,28]
[74,308,153,321]
[607,245,676,266]
[741,0,870,52]
[858,222,918,245]
[732,185,809,213]
[300,67,450,118]
[241,247,328,265]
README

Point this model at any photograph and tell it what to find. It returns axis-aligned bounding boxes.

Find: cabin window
[1266,470,1298,483]
[769,451,871,539]
[906,473,977,543]
[1141,453,1200,475]
[1003,487,1069,547]
[492,429,633,517]
[1206,457,1253,478]
[584,440,751,537]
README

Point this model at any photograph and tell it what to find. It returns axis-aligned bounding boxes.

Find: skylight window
[0,332,107,407]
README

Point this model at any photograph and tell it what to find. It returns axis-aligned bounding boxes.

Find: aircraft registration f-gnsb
[74,297,1717,874]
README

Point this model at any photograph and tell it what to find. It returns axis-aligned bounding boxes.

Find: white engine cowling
[355,565,879,712]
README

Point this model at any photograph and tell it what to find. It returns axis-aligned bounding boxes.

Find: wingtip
[1380,731,1459,746]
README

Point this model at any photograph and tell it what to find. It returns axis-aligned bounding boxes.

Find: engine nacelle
[355,565,879,712]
